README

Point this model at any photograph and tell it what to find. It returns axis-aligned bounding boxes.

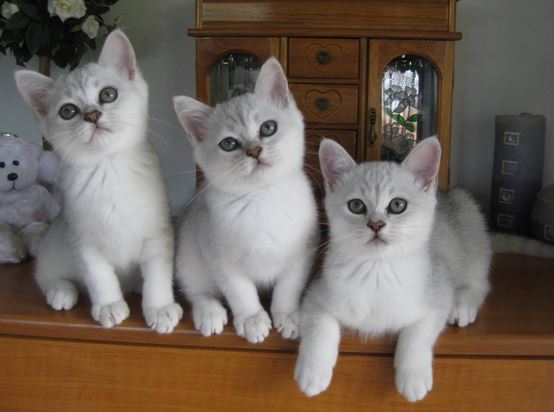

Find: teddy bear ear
[38,150,60,186]
[14,70,54,116]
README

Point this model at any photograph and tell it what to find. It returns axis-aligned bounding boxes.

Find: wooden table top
[0,254,552,357]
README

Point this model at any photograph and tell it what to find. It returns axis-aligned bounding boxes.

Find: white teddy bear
[0,133,61,263]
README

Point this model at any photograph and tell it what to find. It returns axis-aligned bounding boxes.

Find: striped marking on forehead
[352,163,397,200]
[56,65,104,103]
[215,95,259,137]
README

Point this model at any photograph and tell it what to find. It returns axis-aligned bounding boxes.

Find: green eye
[99,87,118,104]
[388,198,408,214]
[59,104,79,120]
[260,120,277,137]
[347,198,367,215]
[219,137,239,152]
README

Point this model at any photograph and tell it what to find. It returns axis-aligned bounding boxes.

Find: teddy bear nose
[7,173,18,181]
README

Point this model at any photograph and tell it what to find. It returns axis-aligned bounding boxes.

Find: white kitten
[173,57,318,343]
[294,137,491,401]
[14,30,182,333]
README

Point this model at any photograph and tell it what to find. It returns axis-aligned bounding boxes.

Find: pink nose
[368,220,386,233]
[246,146,263,159]
[84,110,102,123]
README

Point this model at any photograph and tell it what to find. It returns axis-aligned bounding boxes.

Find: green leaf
[53,50,68,68]
[4,12,30,30]
[69,42,87,70]
[392,114,406,125]
[18,3,43,21]
[384,107,394,117]
[82,32,96,49]
[404,123,415,132]
[25,22,49,55]
[408,114,422,122]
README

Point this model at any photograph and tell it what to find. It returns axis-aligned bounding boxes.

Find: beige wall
[451,0,554,208]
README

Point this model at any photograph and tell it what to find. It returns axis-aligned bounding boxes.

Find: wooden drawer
[305,130,357,181]
[291,84,358,125]
[288,38,359,79]
[2,337,554,412]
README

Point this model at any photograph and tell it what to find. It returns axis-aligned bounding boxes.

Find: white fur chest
[61,152,166,264]
[325,255,430,334]
[209,174,316,268]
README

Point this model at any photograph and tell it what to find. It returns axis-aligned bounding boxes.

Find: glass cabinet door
[367,39,455,190]
[380,54,438,162]
[195,37,280,105]
[210,53,261,105]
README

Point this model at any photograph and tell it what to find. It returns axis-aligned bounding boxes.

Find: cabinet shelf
[1,255,553,411]
[1,254,553,357]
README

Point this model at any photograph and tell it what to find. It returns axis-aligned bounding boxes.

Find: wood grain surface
[1,337,553,412]
[197,0,453,32]
[290,84,359,125]
[288,38,359,79]
[1,254,553,411]
[304,129,357,184]
[0,254,553,357]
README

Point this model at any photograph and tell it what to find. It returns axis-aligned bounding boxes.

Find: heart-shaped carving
[305,43,343,73]
[305,89,342,119]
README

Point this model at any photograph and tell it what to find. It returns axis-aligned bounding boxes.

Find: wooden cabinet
[2,255,554,411]
[190,0,461,190]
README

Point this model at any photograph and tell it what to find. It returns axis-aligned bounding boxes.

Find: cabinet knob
[316,51,331,65]
[315,97,330,112]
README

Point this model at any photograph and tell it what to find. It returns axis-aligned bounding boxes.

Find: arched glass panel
[381,54,438,162]
[210,53,261,105]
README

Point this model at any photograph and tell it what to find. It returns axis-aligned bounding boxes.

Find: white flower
[48,0,86,22]
[1,2,19,19]
[81,15,99,39]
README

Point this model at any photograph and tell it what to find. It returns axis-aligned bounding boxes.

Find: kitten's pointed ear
[173,96,213,143]
[14,70,54,116]
[99,29,137,80]
[255,57,289,108]
[402,136,442,191]
[319,138,357,191]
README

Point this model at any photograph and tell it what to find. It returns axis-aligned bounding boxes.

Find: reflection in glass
[381,54,438,162]
[210,53,261,105]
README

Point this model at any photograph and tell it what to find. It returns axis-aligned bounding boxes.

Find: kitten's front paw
[294,355,333,397]
[448,289,484,327]
[91,300,130,328]
[192,299,228,337]
[272,311,300,339]
[46,281,78,311]
[448,303,478,327]
[143,303,183,334]
[395,364,433,402]
[234,310,272,343]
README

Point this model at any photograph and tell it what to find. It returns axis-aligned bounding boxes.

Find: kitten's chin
[366,237,389,254]
[250,161,271,175]
[88,123,113,142]
[369,237,387,247]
